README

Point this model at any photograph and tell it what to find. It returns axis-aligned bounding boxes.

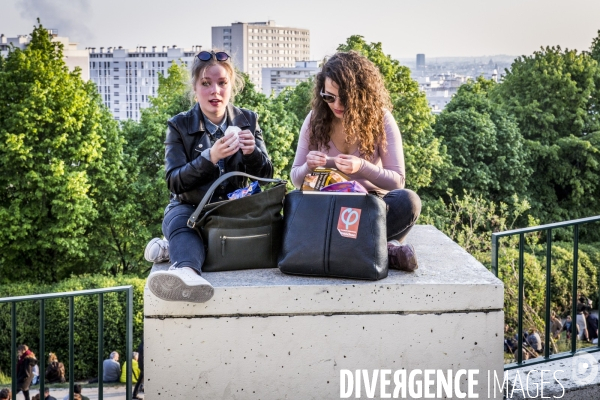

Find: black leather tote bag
[187,171,286,272]
[278,190,388,280]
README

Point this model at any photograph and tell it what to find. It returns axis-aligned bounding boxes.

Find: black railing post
[126,287,133,400]
[492,215,600,371]
[40,299,46,398]
[571,225,579,354]
[11,302,16,400]
[69,296,75,398]
[517,233,525,365]
[544,230,552,359]
[98,293,104,400]
[491,234,499,277]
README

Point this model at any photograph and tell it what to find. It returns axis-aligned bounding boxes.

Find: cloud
[17,0,93,42]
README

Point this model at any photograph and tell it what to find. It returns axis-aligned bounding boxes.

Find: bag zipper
[221,234,269,256]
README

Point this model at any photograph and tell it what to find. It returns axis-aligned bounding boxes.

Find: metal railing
[491,216,600,370]
[0,286,134,400]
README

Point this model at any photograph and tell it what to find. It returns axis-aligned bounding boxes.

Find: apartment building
[212,20,310,89]
[261,60,319,96]
[89,45,199,121]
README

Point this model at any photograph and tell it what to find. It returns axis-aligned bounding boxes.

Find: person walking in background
[132,340,144,399]
[45,352,66,384]
[102,351,121,383]
[16,344,38,400]
[144,49,274,303]
[290,51,421,272]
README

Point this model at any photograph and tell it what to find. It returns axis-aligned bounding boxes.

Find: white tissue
[225,126,241,136]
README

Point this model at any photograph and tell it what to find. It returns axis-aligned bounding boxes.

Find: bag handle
[187,171,284,228]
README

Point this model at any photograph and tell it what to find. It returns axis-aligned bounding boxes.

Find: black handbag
[278,190,388,280]
[187,171,286,272]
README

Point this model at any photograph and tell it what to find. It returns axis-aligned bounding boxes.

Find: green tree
[337,36,453,193]
[276,78,315,153]
[0,22,128,282]
[590,29,600,63]
[118,61,193,273]
[235,74,296,182]
[493,46,600,224]
[433,78,531,203]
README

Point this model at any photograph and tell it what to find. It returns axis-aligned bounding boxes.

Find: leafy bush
[0,274,145,380]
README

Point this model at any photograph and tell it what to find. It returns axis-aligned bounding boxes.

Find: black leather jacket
[165,103,273,207]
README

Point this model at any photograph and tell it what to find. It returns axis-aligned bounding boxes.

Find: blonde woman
[145,50,273,302]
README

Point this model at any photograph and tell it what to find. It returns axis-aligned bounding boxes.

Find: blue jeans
[162,204,205,274]
[381,189,421,243]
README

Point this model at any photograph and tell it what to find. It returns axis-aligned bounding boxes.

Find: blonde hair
[190,49,244,102]
[48,352,58,364]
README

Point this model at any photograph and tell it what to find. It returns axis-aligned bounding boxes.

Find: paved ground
[15,385,144,400]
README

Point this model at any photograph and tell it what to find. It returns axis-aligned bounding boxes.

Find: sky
[1,0,600,62]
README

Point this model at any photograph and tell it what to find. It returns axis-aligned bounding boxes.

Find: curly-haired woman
[290,51,421,271]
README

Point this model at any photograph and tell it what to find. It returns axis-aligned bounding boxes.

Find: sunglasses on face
[320,91,338,103]
[197,51,230,62]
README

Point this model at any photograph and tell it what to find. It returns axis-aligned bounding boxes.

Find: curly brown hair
[310,51,392,159]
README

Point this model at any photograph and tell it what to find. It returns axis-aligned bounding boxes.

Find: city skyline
[1,0,600,61]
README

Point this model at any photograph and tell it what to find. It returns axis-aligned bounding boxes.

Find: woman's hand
[210,132,240,164]
[334,154,363,175]
[306,151,328,171]
[238,130,256,155]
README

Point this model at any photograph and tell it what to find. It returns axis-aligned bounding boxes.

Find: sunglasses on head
[197,51,230,62]
[319,91,338,103]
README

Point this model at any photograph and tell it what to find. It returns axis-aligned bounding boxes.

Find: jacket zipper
[221,234,269,256]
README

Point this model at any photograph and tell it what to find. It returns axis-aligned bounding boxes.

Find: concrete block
[144,225,504,399]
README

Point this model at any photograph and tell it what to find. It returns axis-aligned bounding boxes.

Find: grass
[0,369,10,385]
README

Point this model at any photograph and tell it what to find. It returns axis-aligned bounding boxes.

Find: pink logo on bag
[337,207,361,239]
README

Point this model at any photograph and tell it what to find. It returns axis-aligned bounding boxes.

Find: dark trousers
[162,204,205,274]
[381,189,421,243]
[133,370,144,397]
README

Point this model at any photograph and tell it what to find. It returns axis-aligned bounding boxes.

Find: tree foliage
[492,46,600,224]
[433,78,531,203]
[235,74,297,183]
[118,61,193,271]
[0,274,145,379]
[337,36,452,193]
[0,22,128,282]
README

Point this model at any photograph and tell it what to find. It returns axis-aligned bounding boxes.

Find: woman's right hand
[306,151,328,171]
[210,132,240,164]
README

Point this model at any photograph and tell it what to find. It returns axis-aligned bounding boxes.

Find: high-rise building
[1,30,89,80]
[416,53,426,70]
[88,45,200,121]
[212,20,310,89]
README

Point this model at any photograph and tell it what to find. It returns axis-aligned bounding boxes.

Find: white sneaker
[144,238,169,263]
[148,267,214,303]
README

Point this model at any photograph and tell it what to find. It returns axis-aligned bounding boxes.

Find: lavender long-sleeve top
[290,111,406,194]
